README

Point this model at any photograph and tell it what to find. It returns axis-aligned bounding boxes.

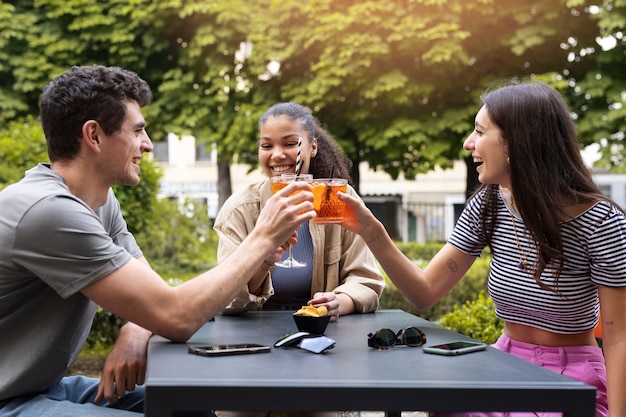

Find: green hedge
[379,241,491,322]
[378,241,501,344]
[437,291,503,344]
[85,308,127,349]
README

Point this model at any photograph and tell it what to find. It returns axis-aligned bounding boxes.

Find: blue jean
[0,376,144,417]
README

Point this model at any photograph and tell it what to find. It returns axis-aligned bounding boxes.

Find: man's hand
[264,230,297,267]
[256,181,315,248]
[95,322,152,404]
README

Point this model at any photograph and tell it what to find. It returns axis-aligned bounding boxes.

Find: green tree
[241,0,600,193]
[0,2,32,121]
[557,2,626,172]
[146,0,267,207]
[145,0,608,196]
[2,0,624,197]
[1,0,270,207]
[0,0,181,124]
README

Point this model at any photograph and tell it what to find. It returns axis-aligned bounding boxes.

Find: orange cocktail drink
[271,174,313,198]
[312,178,347,224]
[270,174,313,268]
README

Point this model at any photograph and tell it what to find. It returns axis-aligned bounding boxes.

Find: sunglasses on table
[367,326,427,349]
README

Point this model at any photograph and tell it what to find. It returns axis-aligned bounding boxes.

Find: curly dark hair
[39,65,152,162]
[259,102,353,186]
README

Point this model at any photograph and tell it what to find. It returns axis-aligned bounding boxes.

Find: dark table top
[145,309,595,417]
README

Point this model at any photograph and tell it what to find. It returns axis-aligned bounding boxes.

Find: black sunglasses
[367,326,427,349]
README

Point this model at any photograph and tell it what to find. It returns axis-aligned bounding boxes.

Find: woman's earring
[507,157,510,165]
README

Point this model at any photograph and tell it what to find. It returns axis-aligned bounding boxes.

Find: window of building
[598,184,611,198]
[363,195,401,241]
[196,142,213,162]
[153,141,169,163]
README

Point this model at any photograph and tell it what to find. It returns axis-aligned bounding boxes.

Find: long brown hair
[473,81,620,292]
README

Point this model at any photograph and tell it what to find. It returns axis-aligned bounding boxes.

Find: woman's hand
[308,292,355,321]
[337,191,383,243]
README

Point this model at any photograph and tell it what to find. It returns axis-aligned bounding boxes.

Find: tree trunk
[217,160,232,211]
[351,153,361,195]
[346,127,361,194]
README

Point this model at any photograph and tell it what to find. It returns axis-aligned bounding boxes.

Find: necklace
[507,195,534,271]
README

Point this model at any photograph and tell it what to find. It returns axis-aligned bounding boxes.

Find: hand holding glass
[312,178,348,224]
[271,174,313,268]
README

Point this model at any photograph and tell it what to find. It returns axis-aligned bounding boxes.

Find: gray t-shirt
[0,164,142,401]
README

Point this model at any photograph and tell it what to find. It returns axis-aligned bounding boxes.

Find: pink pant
[430,334,607,417]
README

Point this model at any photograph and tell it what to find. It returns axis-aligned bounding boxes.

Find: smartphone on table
[188,343,271,356]
[422,341,487,356]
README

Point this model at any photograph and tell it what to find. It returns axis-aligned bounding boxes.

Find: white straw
[295,136,302,176]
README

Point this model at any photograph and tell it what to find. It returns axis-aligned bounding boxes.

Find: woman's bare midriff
[504,321,598,347]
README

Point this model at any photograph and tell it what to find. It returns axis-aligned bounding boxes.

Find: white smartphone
[422,341,487,356]
[188,343,271,356]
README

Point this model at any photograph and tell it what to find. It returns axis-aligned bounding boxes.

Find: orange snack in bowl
[294,305,328,317]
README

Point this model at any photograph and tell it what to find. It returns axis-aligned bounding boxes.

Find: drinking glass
[311,178,348,224]
[270,173,313,268]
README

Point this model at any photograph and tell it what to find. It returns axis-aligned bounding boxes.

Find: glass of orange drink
[311,178,347,224]
[270,174,313,268]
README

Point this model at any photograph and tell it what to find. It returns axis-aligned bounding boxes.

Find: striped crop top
[448,188,626,334]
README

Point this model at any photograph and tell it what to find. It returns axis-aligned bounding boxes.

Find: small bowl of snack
[293,305,331,335]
